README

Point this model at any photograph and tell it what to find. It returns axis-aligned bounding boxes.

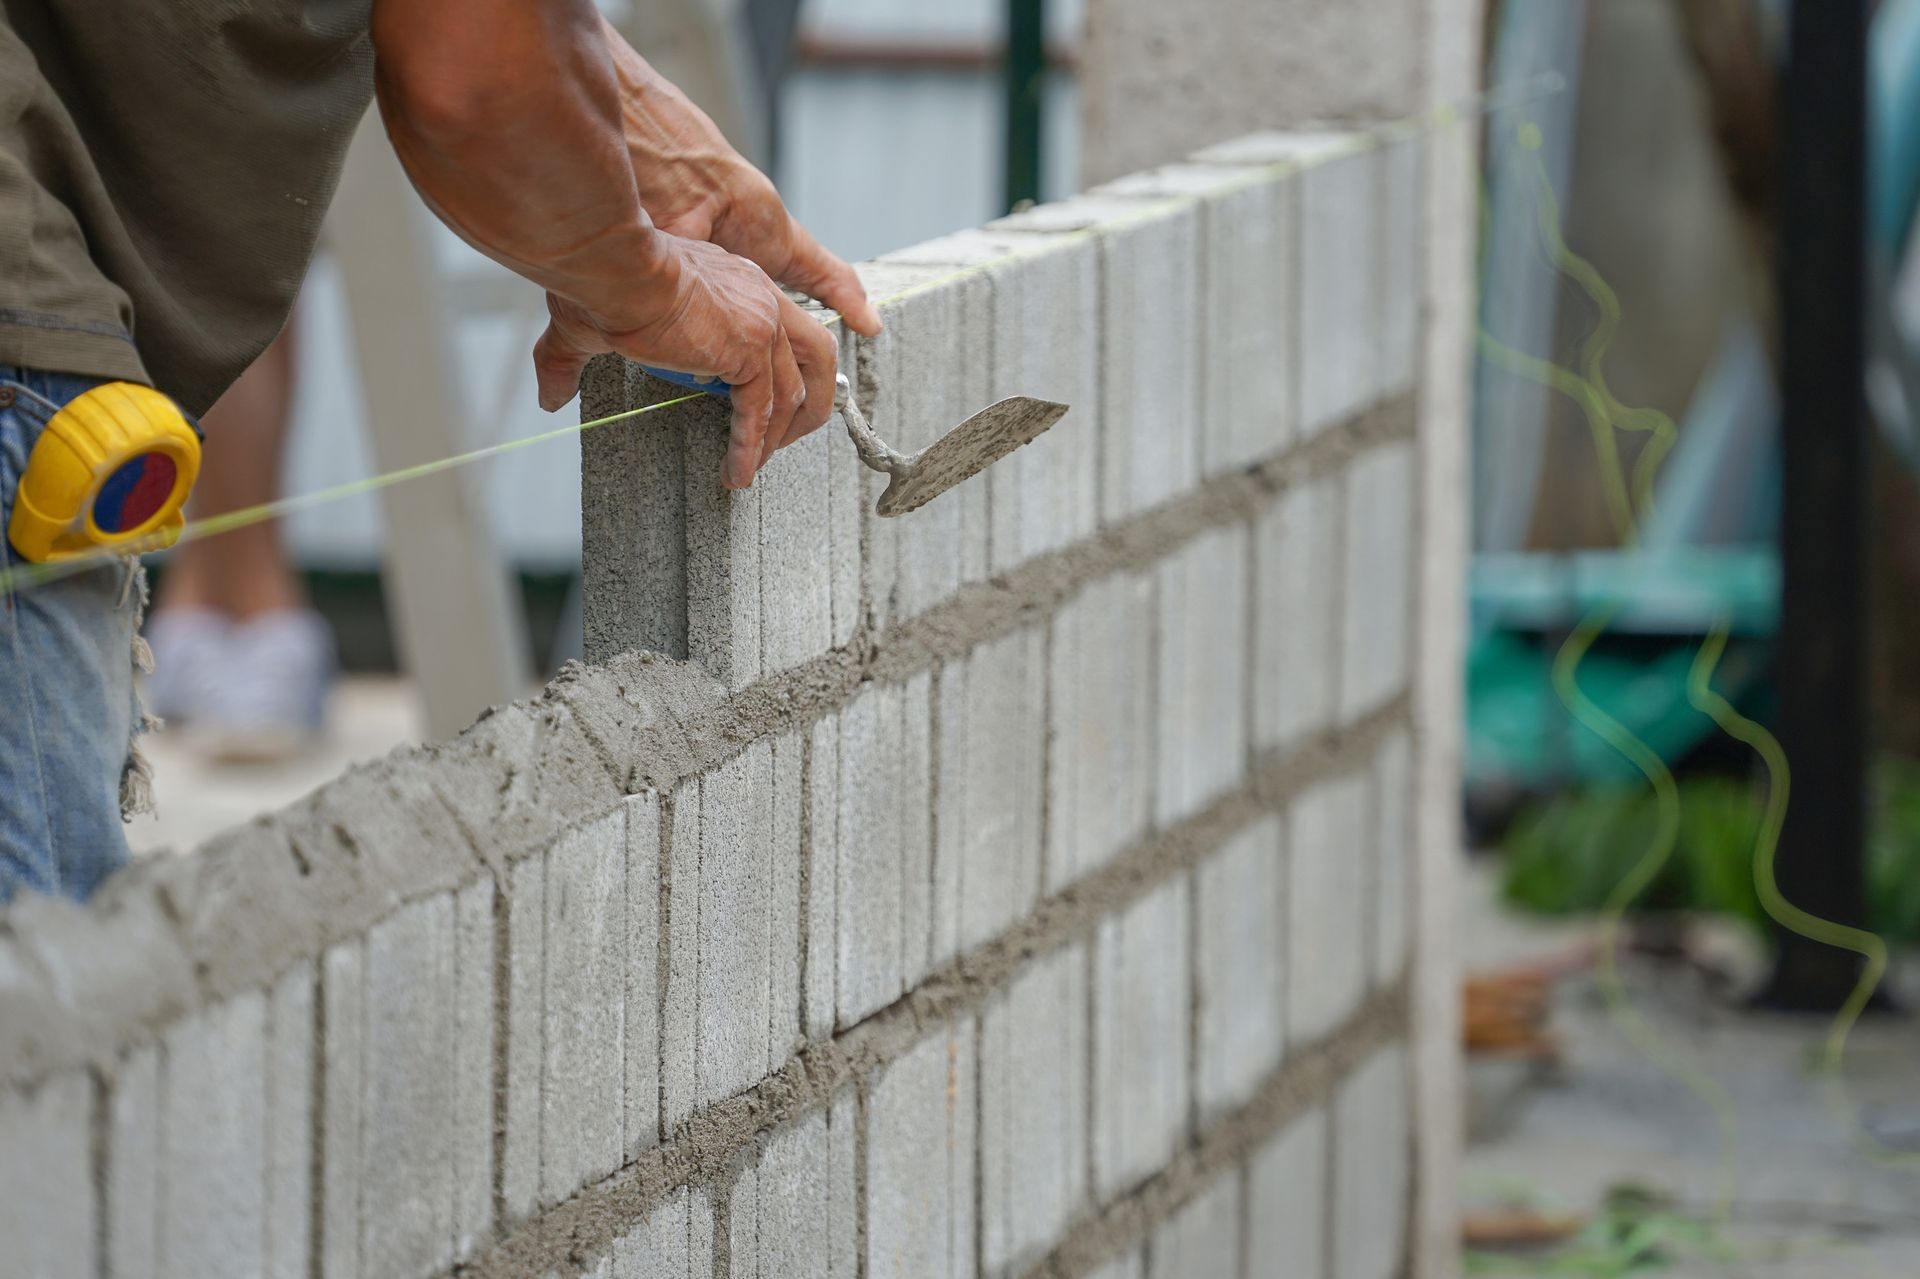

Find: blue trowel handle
[640,366,730,398]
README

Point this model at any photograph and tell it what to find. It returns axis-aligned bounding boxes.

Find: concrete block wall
[0,123,1450,1279]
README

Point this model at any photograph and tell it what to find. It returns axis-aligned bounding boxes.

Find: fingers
[532,302,602,411]
[724,361,776,490]
[758,328,806,471]
[778,295,837,449]
[779,219,882,337]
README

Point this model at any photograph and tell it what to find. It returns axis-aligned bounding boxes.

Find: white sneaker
[142,607,231,724]
[202,609,337,763]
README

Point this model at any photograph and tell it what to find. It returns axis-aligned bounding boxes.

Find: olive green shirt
[0,1,374,414]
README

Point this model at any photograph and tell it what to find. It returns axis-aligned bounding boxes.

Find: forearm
[369,0,669,318]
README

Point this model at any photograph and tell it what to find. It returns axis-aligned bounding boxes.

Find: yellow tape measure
[6,381,201,564]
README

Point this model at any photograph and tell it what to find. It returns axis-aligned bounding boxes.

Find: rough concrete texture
[1333,1044,1409,1279]
[1046,573,1154,890]
[899,669,936,986]
[835,682,908,1028]
[1339,444,1415,721]
[1297,145,1383,437]
[1093,878,1191,1199]
[729,1109,852,1279]
[501,851,544,1224]
[1148,1171,1242,1278]
[1378,136,1424,399]
[939,627,1047,955]
[160,990,268,1278]
[611,1186,714,1279]
[546,650,729,798]
[756,413,836,675]
[1090,162,1299,474]
[1246,1105,1328,1278]
[1194,817,1286,1120]
[542,810,630,1208]
[980,942,1089,1275]
[623,794,661,1164]
[1080,0,1422,183]
[265,966,314,1279]
[829,1088,859,1279]
[683,391,763,691]
[867,1020,976,1279]
[771,736,806,1063]
[108,1046,159,1279]
[663,779,699,1134]
[1288,772,1371,1044]
[1253,477,1341,751]
[362,892,457,1276]
[0,1070,92,1279]
[582,358,691,664]
[879,229,1101,572]
[320,941,363,1278]
[695,743,775,1111]
[1371,732,1413,986]
[453,879,495,1259]
[1155,526,1251,826]
[805,715,839,1038]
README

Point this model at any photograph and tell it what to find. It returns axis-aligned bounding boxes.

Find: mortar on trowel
[640,367,1068,515]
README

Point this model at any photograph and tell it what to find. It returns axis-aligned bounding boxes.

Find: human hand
[603,20,882,337]
[532,235,837,488]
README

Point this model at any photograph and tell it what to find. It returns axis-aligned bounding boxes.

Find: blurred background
[124,0,1920,1271]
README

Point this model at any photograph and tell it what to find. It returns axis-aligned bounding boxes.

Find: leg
[0,371,143,903]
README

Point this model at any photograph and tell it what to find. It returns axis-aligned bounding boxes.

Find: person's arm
[599,19,882,338]
[369,0,833,486]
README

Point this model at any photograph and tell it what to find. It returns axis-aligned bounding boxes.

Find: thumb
[532,317,599,412]
[778,220,882,337]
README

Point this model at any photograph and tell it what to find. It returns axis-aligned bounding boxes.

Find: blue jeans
[0,367,150,904]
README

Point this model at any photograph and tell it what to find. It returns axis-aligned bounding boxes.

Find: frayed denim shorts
[0,367,153,904]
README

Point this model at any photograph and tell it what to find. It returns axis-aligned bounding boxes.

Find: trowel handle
[639,366,730,398]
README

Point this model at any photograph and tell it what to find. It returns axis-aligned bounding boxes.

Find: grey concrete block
[730,1110,843,1279]
[829,1088,858,1279]
[1094,201,1204,523]
[548,651,729,797]
[1379,136,1423,400]
[160,992,268,1279]
[757,415,835,674]
[697,742,774,1107]
[880,229,1101,572]
[1090,163,1299,474]
[663,778,699,1133]
[361,893,456,1277]
[1287,774,1370,1043]
[453,877,495,1260]
[1339,444,1414,721]
[625,793,662,1163]
[1093,879,1190,1199]
[836,683,904,1028]
[899,671,935,984]
[772,736,805,1063]
[852,260,992,626]
[980,943,1089,1276]
[805,716,839,1038]
[938,628,1047,955]
[265,965,313,1279]
[0,1071,93,1279]
[1247,1106,1328,1279]
[1155,527,1251,825]
[428,699,624,872]
[1333,1045,1410,1279]
[1254,479,1341,751]
[612,1185,713,1279]
[1148,1172,1242,1279]
[826,320,863,648]
[867,1020,977,1279]
[1195,817,1286,1120]
[1046,573,1155,890]
[1298,143,1382,435]
[502,853,544,1223]
[685,394,762,691]
[930,661,964,969]
[319,942,363,1279]
[108,1047,159,1279]
[1089,1253,1145,1279]
[1189,131,1358,170]
[543,809,629,1207]
[582,360,691,664]
[1372,731,1414,986]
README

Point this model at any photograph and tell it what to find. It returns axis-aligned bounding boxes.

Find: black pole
[1003,0,1046,211]
[1762,0,1873,1011]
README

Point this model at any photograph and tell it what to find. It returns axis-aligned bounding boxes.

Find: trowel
[639,367,1068,516]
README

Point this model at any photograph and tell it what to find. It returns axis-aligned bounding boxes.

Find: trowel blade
[876,396,1070,517]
